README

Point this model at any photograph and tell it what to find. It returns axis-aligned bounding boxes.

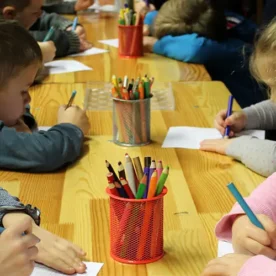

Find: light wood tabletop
[0,81,265,276]
[42,13,211,84]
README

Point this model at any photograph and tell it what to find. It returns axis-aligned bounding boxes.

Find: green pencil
[155,166,169,195]
[136,173,148,199]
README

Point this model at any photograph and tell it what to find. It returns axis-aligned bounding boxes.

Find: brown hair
[0,0,30,11]
[154,0,226,41]
[0,20,42,87]
[250,18,276,101]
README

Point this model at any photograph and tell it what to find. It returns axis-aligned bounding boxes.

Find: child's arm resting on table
[0,122,84,172]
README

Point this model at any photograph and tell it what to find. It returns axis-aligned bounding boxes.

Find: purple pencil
[143,157,151,198]
[144,160,156,198]
[224,95,234,138]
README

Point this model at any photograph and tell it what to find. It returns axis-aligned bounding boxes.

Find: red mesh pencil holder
[118,25,143,58]
[107,187,167,264]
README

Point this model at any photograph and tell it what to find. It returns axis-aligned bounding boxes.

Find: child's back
[146,0,267,108]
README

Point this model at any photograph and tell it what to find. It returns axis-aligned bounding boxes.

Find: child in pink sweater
[202,173,276,275]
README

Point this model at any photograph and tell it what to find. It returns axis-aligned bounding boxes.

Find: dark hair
[154,0,227,41]
[0,20,42,87]
[0,0,31,11]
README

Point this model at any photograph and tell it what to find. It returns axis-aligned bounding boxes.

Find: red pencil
[120,178,135,199]
[108,183,119,196]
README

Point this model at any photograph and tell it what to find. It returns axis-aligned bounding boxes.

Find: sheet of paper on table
[69,47,109,57]
[44,60,93,75]
[98,39,119,48]
[38,127,51,131]
[218,240,234,257]
[31,262,103,276]
[162,126,265,149]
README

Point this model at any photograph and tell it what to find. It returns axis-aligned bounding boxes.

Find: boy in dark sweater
[0,0,92,58]
[0,20,90,172]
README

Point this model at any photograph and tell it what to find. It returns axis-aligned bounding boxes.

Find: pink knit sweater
[216,173,276,275]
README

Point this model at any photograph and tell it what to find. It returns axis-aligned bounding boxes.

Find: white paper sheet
[98,39,118,48]
[45,60,93,75]
[162,126,265,149]
[217,240,234,257]
[38,126,51,131]
[32,262,103,276]
[69,47,108,57]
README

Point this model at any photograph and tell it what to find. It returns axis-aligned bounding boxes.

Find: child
[0,187,87,275]
[202,173,276,276]
[0,20,90,172]
[200,19,276,177]
[43,0,93,14]
[142,0,266,108]
[0,0,92,58]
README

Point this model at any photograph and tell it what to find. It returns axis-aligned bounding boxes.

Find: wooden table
[0,81,265,276]
[42,14,211,84]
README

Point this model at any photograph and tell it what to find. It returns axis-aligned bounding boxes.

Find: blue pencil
[227,183,264,230]
[72,17,78,31]
[224,95,234,138]
[43,26,55,42]
[0,226,4,234]
[66,90,77,110]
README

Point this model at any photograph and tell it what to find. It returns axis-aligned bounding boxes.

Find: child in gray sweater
[0,20,90,172]
[0,0,92,58]
[200,19,276,177]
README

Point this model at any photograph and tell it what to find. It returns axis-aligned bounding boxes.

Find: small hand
[79,38,93,52]
[201,254,251,276]
[143,36,157,52]
[66,26,86,39]
[200,138,234,155]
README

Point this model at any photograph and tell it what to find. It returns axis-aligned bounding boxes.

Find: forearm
[243,100,276,129]
[226,136,276,177]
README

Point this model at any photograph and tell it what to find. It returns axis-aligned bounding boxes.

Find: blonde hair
[154,0,226,40]
[250,18,276,101]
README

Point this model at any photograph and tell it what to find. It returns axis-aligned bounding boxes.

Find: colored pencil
[227,183,264,230]
[108,183,120,197]
[43,26,55,42]
[156,160,163,180]
[224,95,234,138]
[65,90,77,110]
[155,166,169,196]
[136,174,147,199]
[147,170,158,198]
[125,154,137,196]
[106,161,127,198]
[133,157,144,182]
[72,17,78,31]
[144,160,155,198]
[143,157,151,198]
[118,161,126,179]
[120,178,135,199]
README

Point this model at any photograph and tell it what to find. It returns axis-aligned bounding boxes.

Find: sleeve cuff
[226,136,254,161]
[66,31,80,54]
[239,255,276,276]
[243,106,260,129]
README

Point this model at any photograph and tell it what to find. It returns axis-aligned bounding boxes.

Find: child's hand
[199,138,235,155]
[201,254,251,276]
[143,36,157,52]
[58,105,90,135]
[10,118,32,133]
[214,109,247,137]
[32,225,87,274]
[143,25,150,36]
[67,26,86,39]
[232,214,276,259]
[75,0,93,11]
[0,216,39,276]
[38,41,56,63]
[79,38,93,52]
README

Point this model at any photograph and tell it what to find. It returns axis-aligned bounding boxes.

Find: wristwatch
[0,204,41,226]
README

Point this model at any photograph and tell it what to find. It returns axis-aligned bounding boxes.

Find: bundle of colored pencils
[106,154,169,261]
[111,75,153,100]
[106,154,169,199]
[119,4,143,26]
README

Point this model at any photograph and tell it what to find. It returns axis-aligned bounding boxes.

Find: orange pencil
[112,87,119,98]
[147,170,157,198]
[120,178,135,199]
[138,81,144,99]
[150,202,161,257]
[122,87,130,100]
